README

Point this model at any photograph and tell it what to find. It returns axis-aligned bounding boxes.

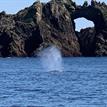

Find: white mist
[38,45,63,72]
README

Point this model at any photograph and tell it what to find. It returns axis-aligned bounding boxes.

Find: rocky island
[0,0,107,57]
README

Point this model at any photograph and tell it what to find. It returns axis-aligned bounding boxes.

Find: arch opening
[74,17,95,31]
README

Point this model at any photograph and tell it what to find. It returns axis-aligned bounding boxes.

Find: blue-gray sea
[0,57,107,107]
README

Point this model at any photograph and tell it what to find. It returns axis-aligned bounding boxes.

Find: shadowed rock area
[0,0,107,57]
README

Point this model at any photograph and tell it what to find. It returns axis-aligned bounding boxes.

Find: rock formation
[0,0,107,57]
[71,0,107,56]
[76,28,96,56]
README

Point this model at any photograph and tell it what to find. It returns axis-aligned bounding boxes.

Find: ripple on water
[0,57,107,106]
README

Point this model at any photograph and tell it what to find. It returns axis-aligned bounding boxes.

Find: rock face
[76,28,96,56]
[0,0,107,57]
[71,1,107,56]
[0,0,81,57]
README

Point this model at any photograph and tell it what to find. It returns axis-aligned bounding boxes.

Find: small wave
[15,88,47,94]
[11,105,45,107]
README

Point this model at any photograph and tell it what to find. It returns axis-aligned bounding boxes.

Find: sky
[0,0,107,31]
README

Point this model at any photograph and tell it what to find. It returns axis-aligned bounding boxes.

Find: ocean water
[0,57,107,107]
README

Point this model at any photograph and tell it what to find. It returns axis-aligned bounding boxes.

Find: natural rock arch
[70,4,107,56]
[72,6,106,30]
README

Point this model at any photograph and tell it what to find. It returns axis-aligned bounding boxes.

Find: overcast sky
[0,0,107,31]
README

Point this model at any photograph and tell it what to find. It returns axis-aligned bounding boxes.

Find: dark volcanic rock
[38,1,81,56]
[95,29,107,56]
[77,28,96,56]
[0,0,107,57]
[78,27,107,56]
[70,0,107,56]
[0,0,81,57]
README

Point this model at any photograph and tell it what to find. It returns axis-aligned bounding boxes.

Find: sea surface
[0,57,107,107]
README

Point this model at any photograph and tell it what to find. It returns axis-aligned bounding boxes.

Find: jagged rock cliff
[76,28,96,56]
[72,1,107,56]
[0,0,107,57]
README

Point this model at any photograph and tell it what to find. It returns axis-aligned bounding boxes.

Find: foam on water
[38,45,63,72]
